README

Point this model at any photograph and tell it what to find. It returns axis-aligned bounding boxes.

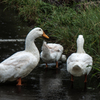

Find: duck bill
[42,32,49,39]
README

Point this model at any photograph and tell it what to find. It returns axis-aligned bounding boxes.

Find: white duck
[0,27,49,86]
[67,35,93,83]
[40,41,66,68]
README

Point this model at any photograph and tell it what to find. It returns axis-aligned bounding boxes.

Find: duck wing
[0,51,35,82]
[68,53,92,64]
[47,44,63,52]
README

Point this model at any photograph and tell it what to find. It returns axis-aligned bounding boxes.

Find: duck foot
[16,77,22,86]
[46,63,48,68]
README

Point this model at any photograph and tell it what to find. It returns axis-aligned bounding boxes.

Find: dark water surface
[0,4,100,100]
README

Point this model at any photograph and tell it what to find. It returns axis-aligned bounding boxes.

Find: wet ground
[0,4,100,100]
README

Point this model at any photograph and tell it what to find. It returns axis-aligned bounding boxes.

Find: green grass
[1,0,54,23]
[38,5,100,55]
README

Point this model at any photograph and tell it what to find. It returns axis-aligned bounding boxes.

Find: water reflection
[0,3,100,100]
[0,66,100,100]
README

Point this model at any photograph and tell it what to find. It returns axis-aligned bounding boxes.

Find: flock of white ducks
[0,27,93,86]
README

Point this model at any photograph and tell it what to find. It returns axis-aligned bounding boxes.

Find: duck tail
[42,41,50,55]
[60,55,66,62]
[72,65,82,72]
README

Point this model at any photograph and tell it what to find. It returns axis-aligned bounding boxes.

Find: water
[0,4,100,100]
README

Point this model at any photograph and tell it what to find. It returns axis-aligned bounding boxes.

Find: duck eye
[39,29,41,31]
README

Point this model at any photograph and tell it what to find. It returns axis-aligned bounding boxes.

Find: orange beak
[42,32,49,39]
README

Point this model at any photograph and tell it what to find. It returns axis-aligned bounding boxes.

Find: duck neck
[25,37,39,60]
[42,43,50,56]
[77,42,85,53]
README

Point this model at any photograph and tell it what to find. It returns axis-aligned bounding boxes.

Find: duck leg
[46,63,48,68]
[16,77,22,86]
[56,61,58,68]
[71,75,74,88]
[84,74,87,83]
[71,75,74,82]
[84,74,87,90]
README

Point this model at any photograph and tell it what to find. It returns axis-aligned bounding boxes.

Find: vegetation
[0,0,100,83]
